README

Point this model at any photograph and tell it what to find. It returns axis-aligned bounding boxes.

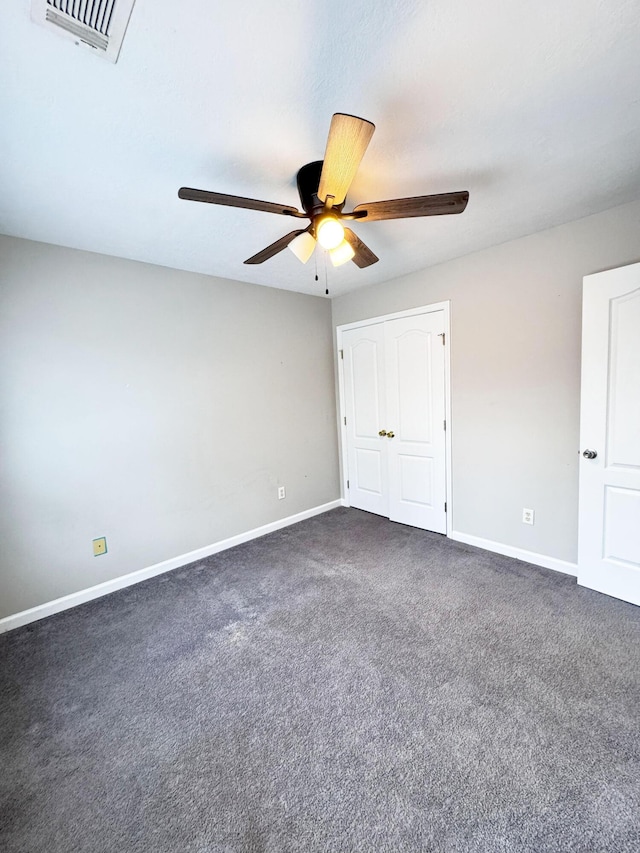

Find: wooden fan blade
[244,229,308,265]
[352,191,469,222]
[317,114,375,206]
[344,228,379,268]
[178,187,304,217]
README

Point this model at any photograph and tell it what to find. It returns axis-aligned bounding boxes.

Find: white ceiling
[2,1,640,298]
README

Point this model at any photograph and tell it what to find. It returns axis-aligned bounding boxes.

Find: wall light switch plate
[93,537,107,556]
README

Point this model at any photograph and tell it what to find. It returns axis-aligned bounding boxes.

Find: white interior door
[341,309,447,533]
[342,323,388,517]
[386,313,446,533]
[578,262,640,606]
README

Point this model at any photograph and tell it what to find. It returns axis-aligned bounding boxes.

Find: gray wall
[332,199,640,564]
[0,236,340,618]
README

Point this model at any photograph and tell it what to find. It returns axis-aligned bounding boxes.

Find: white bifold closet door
[342,311,446,533]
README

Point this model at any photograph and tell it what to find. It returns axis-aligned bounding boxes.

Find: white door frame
[336,301,453,536]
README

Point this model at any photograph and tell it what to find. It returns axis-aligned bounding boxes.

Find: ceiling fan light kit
[316,215,345,250]
[179,112,469,270]
[288,231,316,264]
[330,240,356,267]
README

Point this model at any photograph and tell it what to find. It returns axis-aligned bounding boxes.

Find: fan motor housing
[297,161,345,219]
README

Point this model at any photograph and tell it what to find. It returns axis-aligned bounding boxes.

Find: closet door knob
[378,430,387,437]
[387,431,395,439]
[582,449,597,459]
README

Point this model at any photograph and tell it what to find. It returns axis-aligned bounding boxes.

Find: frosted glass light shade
[288,231,316,264]
[330,239,355,267]
[316,216,345,250]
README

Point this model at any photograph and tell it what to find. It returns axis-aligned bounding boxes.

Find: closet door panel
[385,314,446,533]
[342,324,389,517]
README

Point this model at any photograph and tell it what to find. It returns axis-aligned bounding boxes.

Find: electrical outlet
[93,537,107,556]
[278,486,286,500]
[522,508,535,525]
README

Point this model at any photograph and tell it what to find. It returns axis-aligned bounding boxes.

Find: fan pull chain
[324,251,329,296]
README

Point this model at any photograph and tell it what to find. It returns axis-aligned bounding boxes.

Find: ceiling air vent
[31,0,137,63]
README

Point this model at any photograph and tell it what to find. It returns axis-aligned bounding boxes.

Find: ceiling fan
[178,113,469,269]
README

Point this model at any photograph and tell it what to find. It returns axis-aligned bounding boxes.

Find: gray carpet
[1,507,639,852]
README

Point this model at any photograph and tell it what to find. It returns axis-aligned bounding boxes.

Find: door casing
[336,301,453,536]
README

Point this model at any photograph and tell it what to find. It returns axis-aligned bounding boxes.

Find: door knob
[378,429,387,437]
[583,449,598,459]
[387,431,395,438]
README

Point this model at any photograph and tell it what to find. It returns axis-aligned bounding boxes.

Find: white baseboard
[0,500,343,634]
[450,530,578,577]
